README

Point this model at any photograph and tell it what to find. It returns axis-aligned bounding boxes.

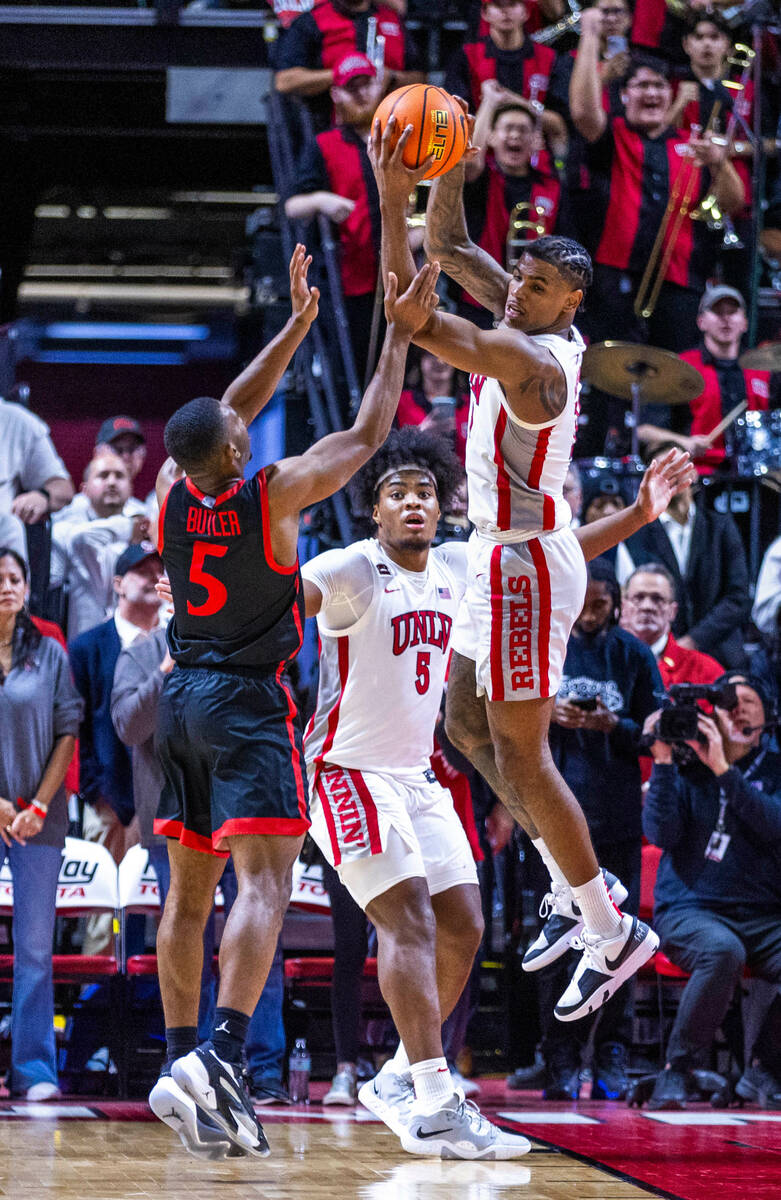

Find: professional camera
[651,681,739,745]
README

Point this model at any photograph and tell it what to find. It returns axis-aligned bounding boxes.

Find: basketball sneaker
[400,1091,532,1160]
[358,1062,416,1136]
[554,914,659,1023]
[171,1042,270,1157]
[149,1069,236,1160]
[323,1067,358,1106]
[522,869,628,973]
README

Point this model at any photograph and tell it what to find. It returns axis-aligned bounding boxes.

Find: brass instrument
[406,180,431,230]
[689,44,755,248]
[506,201,549,269]
[532,7,582,46]
[633,103,722,319]
[664,0,748,29]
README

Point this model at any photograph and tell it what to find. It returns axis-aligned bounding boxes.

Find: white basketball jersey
[465,327,585,542]
[304,539,467,776]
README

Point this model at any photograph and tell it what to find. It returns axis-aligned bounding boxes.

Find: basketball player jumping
[148,245,442,1159]
[300,419,693,1155]
[370,115,662,1027]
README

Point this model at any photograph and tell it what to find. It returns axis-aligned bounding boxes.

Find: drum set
[579,340,781,580]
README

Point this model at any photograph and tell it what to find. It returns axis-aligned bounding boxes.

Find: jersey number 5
[188,541,228,616]
[415,650,430,695]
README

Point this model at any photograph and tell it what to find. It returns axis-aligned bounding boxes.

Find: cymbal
[738,343,781,372]
[581,341,703,405]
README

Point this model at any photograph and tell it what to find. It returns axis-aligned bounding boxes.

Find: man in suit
[69,543,165,953]
[620,562,724,689]
[615,445,750,668]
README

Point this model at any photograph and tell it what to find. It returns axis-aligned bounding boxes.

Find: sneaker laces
[455,1096,495,1138]
[538,883,571,920]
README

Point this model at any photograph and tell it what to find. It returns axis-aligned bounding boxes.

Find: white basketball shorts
[308,764,478,910]
[451,525,587,702]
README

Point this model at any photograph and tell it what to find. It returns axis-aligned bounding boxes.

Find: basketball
[373,84,468,181]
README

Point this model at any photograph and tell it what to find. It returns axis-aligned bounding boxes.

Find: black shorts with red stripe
[154,664,310,856]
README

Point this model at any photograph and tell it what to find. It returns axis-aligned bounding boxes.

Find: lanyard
[715,746,768,832]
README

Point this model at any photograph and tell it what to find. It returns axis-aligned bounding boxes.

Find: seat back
[0,857,12,913]
[640,843,662,922]
[56,836,120,917]
[290,860,331,914]
[118,844,160,916]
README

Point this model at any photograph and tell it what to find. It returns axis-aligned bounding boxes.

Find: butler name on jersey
[302,538,468,777]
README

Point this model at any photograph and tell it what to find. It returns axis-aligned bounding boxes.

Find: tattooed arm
[412,312,567,424]
[424,159,511,319]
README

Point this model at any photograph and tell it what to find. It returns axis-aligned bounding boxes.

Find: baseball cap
[332,52,376,89]
[97,416,145,446]
[698,285,745,315]
[115,542,161,577]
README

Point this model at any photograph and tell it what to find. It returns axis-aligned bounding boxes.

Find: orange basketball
[373,84,468,181]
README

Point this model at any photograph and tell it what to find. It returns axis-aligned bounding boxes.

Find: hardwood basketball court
[1,1083,780,1200]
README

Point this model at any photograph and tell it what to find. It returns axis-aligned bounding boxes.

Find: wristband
[35,487,51,510]
[16,797,48,820]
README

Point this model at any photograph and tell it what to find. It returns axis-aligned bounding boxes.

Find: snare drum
[733,410,781,477]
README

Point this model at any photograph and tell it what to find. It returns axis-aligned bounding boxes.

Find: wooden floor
[0,1114,654,1200]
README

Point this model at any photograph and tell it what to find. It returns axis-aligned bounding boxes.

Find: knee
[375,895,437,956]
[492,733,539,787]
[461,907,484,958]
[444,706,486,762]
[160,890,212,933]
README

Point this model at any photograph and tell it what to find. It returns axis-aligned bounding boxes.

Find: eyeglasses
[625,80,668,91]
[625,591,673,607]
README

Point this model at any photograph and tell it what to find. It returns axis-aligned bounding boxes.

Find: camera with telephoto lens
[652,681,739,745]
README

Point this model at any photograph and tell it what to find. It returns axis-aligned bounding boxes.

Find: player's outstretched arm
[424,111,511,319]
[574,449,697,562]
[267,262,441,516]
[220,243,319,425]
[370,115,433,294]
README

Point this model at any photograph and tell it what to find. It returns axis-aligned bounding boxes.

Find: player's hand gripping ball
[373,84,468,180]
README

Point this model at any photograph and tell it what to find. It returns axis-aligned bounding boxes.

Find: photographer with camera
[642,676,781,1110]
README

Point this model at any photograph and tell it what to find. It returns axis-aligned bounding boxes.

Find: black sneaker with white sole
[522,869,629,973]
[171,1042,270,1157]
[149,1069,238,1160]
[554,914,659,1023]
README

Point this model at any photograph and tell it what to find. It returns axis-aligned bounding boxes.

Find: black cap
[114,542,161,577]
[97,416,145,446]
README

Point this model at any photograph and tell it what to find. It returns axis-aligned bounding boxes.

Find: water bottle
[288,1038,311,1103]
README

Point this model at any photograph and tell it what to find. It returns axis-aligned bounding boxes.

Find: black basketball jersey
[159,469,304,672]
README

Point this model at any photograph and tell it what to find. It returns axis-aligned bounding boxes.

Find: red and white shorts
[308,764,478,910]
[451,526,587,702]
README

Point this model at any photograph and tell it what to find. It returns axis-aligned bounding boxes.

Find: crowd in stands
[1,0,781,1114]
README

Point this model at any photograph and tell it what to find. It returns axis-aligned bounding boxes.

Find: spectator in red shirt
[620,562,724,688]
[396,348,470,463]
[638,286,771,471]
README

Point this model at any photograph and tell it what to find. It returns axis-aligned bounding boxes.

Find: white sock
[532,837,569,890]
[386,1042,410,1077]
[409,1057,455,1112]
[571,872,623,938]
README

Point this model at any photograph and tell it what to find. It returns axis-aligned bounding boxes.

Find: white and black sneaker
[522,869,628,973]
[171,1042,270,1157]
[400,1090,532,1160]
[554,913,659,1023]
[358,1063,416,1136]
[149,1069,237,1160]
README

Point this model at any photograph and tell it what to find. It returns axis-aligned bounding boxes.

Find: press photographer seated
[642,675,781,1111]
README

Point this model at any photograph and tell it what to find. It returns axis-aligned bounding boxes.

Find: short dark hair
[586,556,621,625]
[684,12,731,38]
[625,561,678,602]
[622,53,671,87]
[350,426,463,519]
[491,100,540,130]
[522,236,593,293]
[164,397,226,474]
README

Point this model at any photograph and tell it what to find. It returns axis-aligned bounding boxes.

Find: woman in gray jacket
[0,547,83,1100]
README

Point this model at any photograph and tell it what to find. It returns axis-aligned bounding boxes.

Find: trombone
[506,201,549,270]
[690,43,755,250]
[634,102,721,320]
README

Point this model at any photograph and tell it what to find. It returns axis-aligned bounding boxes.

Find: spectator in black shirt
[643,676,781,1110]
